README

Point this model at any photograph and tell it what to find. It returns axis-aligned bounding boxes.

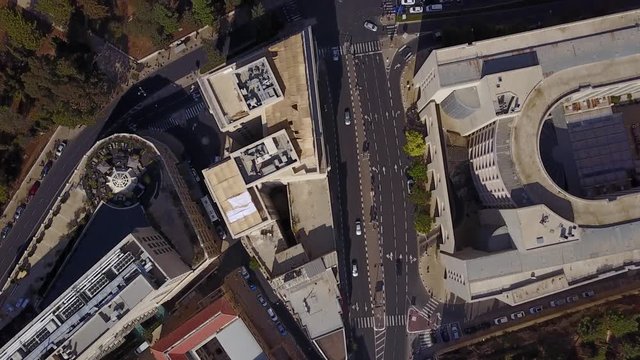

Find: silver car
[355,220,362,236]
[344,108,352,125]
[364,20,378,32]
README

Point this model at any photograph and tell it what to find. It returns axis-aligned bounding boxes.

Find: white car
[550,298,567,307]
[352,261,358,277]
[494,316,508,325]
[400,0,415,4]
[331,47,340,61]
[364,21,378,32]
[55,140,67,157]
[566,295,580,303]
[425,4,443,12]
[267,308,279,322]
[529,305,543,314]
[450,323,461,340]
[408,6,423,13]
[510,311,525,320]
[355,220,362,236]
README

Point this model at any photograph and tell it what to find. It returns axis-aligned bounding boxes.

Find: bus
[200,195,219,223]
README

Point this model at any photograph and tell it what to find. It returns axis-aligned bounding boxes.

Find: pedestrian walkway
[317,44,348,58]
[417,332,433,349]
[374,329,386,360]
[352,41,382,56]
[146,102,205,132]
[385,314,406,327]
[353,316,375,328]
[419,297,440,319]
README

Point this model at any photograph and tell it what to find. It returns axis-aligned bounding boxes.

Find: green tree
[0,183,8,204]
[151,3,179,36]
[414,209,432,234]
[248,257,260,271]
[251,3,265,20]
[0,8,43,51]
[403,130,426,157]
[36,0,74,28]
[407,161,428,182]
[192,0,215,26]
[77,0,110,20]
[605,311,638,338]
[408,185,430,206]
[620,342,640,360]
[578,316,605,343]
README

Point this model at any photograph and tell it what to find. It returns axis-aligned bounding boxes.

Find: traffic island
[407,306,430,333]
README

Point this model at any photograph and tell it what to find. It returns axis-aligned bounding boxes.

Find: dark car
[40,160,53,179]
[13,204,26,222]
[276,321,287,336]
[27,181,41,203]
[477,321,492,330]
[463,326,478,335]
[215,224,227,240]
[440,326,450,342]
[1,223,12,239]
[247,281,257,291]
[396,258,403,276]
[429,330,439,344]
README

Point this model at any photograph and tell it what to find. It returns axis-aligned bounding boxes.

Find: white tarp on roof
[226,191,258,223]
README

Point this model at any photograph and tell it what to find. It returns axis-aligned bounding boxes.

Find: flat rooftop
[202,159,268,237]
[232,129,299,185]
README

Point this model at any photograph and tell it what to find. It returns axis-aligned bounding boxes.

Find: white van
[425,4,443,12]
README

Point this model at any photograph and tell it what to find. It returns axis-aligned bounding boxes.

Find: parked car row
[241,266,287,336]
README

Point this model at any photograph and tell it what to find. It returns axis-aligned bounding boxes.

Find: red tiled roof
[151,297,237,360]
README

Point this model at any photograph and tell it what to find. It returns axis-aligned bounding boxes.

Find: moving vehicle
[409,6,423,13]
[1,223,12,239]
[352,260,359,277]
[529,305,543,314]
[267,308,279,322]
[355,220,362,236]
[494,316,508,325]
[344,108,352,125]
[510,311,525,320]
[425,4,443,12]
[40,160,53,179]
[55,140,67,157]
[582,290,595,298]
[550,298,567,307]
[276,321,287,335]
[257,293,268,307]
[396,258,403,276]
[364,21,378,32]
[332,47,340,61]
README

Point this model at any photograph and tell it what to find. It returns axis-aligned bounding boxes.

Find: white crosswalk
[385,314,406,327]
[417,332,433,349]
[375,330,386,360]
[353,316,374,328]
[147,102,204,131]
[351,41,381,55]
[317,45,347,58]
[184,102,205,119]
[419,297,439,318]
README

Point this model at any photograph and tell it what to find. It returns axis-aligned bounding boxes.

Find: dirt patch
[12,128,54,191]
[125,33,156,60]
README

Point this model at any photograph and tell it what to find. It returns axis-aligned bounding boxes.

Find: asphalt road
[0,48,209,303]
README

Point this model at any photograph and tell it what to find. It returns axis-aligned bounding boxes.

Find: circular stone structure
[507,54,640,226]
[107,169,137,194]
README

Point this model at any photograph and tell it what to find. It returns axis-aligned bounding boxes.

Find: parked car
[247,281,257,291]
[40,160,53,179]
[582,290,595,298]
[425,4,443,12]
[364,20,378,32]
[494,316,508,325]
[267,308,279,322]
[550,298,567,307]
[477,321,492,330]
[529,305,544,314]
[408,6,423,13]
[566,294,580,303]
[13,203,26,222]
[55,140,67,157]
[344,108,352,125]
[276,321,287,335]
[440,326,450,342]
[1,223,12,239]
[27,181,41,203]
[463,326,477,335]
[400,0,415,4]
[407,179,415,194]
[429,330,439,344]
[239,266,250,280]
[450,323,461,340]
[355,220,362,236]
[257,293,268,307]
[352,260,359,277]
[332,47,340,61]
[510,311,525,320]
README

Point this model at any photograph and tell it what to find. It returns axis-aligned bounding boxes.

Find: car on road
[257,293,268,307]
[582,290,595,298]
[55,140,67,158]
[409,6,423,13]
[550,298,567,307]
[352,260,358,277]
[440,326,450,342]
[477,321,492,330]
[331,47,340,61]
[429,330,438,344]
[425,4,443,12]
[215,224,227,240]
[407,179,414,194]
[566,294,580,303]
[239,266,250,280]
[364,20,378,32]
[267,308,279,322]
[510,310,525,320]
[450,323,461,340]
[27,181,41,203]
[276,321,287,335]
[400,0,415,4]
[494,316,508,325]
[396,258,402,276]
[40,160,53,179]
[344,108,351,125]
[13,204,26,222]
[1,223,12,239]
[355,220,362,236]
[529,305,544,314]
[247,281,257,291]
